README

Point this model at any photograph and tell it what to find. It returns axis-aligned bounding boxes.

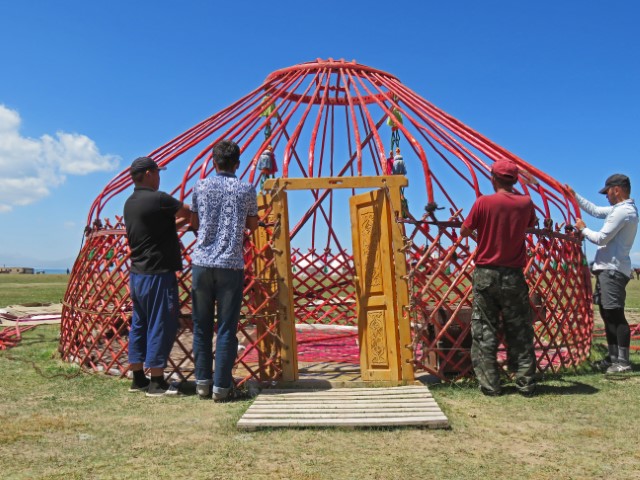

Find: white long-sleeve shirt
[575,193,638,277]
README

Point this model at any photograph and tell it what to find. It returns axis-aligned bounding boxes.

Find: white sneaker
[606,362,632,374]
[212,386,230,401]
[196,384,212,399]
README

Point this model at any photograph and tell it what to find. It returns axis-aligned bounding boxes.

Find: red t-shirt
[462,191,536,268]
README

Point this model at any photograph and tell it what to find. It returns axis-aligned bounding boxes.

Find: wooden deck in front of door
[237,385,449,430]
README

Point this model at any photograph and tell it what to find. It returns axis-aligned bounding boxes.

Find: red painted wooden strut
[0,325,37,350]
[62,59,594,385]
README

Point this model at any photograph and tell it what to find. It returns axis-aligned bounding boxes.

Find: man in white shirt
[569,174,638,373]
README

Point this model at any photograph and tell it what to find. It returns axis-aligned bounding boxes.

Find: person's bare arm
[246,215,258,233]
[190,210,200,232]
[460,224,474,238]
[565,184,576,199]
[175,203,191,229]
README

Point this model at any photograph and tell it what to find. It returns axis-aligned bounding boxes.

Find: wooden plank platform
[237,385,449,430]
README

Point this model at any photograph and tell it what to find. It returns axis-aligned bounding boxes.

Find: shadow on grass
[504,380,599,396]
[16,333,55,348]
[168,380,256,402]
[427,373,602,397]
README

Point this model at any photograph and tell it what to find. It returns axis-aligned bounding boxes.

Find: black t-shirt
[123,187,183,274]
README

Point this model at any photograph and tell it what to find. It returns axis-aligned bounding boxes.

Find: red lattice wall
[60,59,593,384]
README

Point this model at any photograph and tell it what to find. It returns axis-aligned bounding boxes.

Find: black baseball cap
[130,156,166,174]
[598,173,630,194]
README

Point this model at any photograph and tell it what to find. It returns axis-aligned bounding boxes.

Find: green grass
[586,276,640,310]
[0,274,69,307]
[1,326,639,479]
[1,274,640,479]
[623,276,640,309]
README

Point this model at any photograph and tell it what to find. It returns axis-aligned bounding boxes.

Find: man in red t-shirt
[460,159,537,397]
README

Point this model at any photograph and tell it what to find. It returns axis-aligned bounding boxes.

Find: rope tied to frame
[265,179,288,199]
[259,95,276,138]
[380,181,426,361]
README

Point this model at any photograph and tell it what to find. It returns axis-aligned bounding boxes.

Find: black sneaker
[128,377,150,393]
[480,386,502,397]
[146,378,181,397]
[515,379,536,397]
[592,357,615,373]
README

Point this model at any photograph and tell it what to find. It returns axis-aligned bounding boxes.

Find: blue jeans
[128,272,179,369]
[191,265,244,393]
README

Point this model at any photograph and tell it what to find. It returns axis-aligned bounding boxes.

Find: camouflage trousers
[471,266,536,394]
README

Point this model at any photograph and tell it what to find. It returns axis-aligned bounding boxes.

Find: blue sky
[0,1,638,269]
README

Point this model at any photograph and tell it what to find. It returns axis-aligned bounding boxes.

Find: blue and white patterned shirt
[191,173,258,270]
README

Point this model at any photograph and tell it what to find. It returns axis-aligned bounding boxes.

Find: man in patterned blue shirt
[190,140,259,400]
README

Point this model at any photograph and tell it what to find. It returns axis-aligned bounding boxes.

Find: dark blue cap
[130,156,166,174]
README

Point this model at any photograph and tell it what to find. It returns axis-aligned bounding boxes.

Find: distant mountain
[0,252,76,270]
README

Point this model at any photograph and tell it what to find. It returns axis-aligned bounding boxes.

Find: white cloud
[631,251,640,266]
[0,104,120,212]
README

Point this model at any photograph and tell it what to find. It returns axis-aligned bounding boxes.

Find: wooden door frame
[262,176,414,382]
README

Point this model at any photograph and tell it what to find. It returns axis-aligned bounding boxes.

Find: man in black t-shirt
[123,156,190,396]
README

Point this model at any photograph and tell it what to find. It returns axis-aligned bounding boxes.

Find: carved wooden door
[349,189,403,382]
